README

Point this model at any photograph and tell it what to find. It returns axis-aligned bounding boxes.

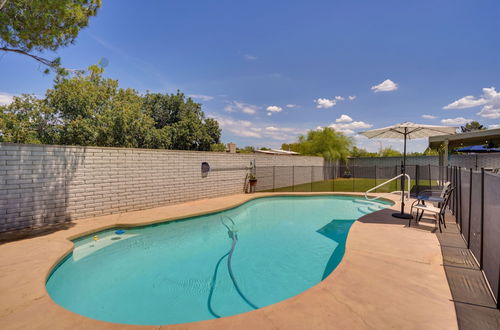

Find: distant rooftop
[254,149,299,155]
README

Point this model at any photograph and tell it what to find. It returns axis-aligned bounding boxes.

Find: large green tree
[0,65,221,151]
[0,94,58,144]
[282,127,353,161]
[0,0,101,71]
[142,92,221,151]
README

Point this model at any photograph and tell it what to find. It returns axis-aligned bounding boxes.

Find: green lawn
[262,178,435,193]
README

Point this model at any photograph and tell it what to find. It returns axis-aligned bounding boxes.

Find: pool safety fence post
[332,166,335,192]
[467,168,472,249]
[310,166,313,192]
[454,167,458,218]
[480,168,485,269]
[455,166,458,219]
[428,164,432,189]
[453,166,460,223]
[292,166,295,192]
[272,166,276,192]
[415,165,420,195]
[452,167,456,218]
[458,167,462,230]
[450,167,454,215]
[497,264,500,310]
[352,166,355,192]
[395,165,398,192]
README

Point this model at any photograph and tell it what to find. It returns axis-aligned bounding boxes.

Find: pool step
[358,204,387,214]
[357,206,371,214]
[352,199,374,206]
[368,205,386,212]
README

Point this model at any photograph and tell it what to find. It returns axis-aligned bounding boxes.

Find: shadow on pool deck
[0,222,76,244]
[434,215,500,330]
[356,208,438,233]
[383,207,500,330]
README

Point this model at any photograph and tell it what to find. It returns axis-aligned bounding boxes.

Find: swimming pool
[46,195,392,325]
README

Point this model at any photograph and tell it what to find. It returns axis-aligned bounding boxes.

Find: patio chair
[410,181,451,212]
[410,186,454,233]
[409,182,451,228]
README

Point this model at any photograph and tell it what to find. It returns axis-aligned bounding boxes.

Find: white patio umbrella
[360,122,457,219]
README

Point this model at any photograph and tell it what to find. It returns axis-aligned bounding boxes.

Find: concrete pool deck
[0,192,457,329]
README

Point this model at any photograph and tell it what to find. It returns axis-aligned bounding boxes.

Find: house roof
[254,149,300,155]
[428,128,500,149]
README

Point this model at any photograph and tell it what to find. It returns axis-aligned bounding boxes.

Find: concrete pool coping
[0,192,458,329]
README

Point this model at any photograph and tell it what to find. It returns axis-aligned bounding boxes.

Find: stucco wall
[0,143,323,232]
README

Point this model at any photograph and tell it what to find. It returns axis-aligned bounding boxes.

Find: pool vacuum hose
[220,216,259,310]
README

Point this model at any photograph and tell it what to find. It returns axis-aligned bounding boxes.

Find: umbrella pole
[392,129,412,219]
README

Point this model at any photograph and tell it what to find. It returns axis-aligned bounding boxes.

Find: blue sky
[1,0,500,151]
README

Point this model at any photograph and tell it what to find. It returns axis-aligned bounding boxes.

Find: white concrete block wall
[0,143,323,232]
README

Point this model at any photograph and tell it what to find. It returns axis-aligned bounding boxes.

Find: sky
[1,0,500,152]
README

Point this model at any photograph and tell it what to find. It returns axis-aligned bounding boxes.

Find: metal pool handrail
[365,173,411,201]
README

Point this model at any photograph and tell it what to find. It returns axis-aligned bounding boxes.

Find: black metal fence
[448,166,500,309]
[255,164,445,194]
[254,164,500,308]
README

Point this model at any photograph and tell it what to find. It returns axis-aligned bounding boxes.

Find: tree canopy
[378,147,402,157]
[0,0,101,71]
[282,127,353,161]
[460,121,486,133]
[350,146,378,158]
[237,146,255,154]
[0,65,221,150]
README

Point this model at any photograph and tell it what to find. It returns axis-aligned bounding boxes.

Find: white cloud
[0,92,14,106]
[336,114,353,123]
[371,79,398,93]
[335,96,345,101]
[441,117,472,125]
[224,101,260,115]
[354,134,429,153]
[477,87,500,119]
[443,87,500,119]
[216,117,252,128]
[348,95,356,101]
[265,126,294,132]
[422,114,437,119]
[224,104,235,112]
[244,54,257,61]
[443,95,487,109]
[488,124,500,129]
[314,98,337,109]
[266,105,282,113]
[267,112,272,116]
[188,94,214,101]
[327,119,373,135]
[209,114,305,142]
[286,104,297,108]
[212,116,261,138]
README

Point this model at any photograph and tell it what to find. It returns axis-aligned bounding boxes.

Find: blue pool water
[46,195,391,325]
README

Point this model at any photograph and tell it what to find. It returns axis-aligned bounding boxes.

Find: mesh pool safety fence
[255,164,499,308]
